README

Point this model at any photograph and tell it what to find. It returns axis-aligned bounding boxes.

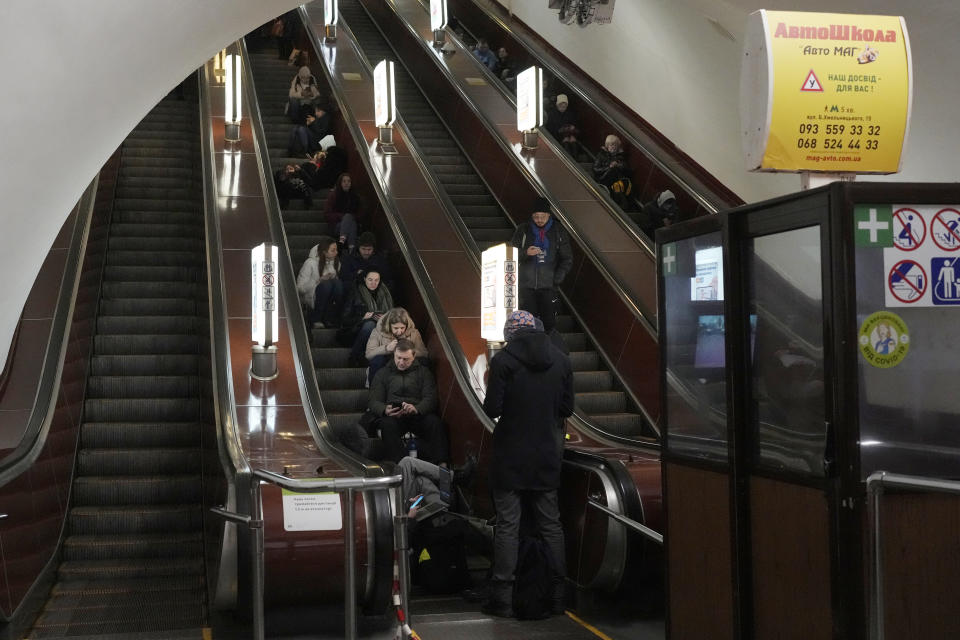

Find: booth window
[746,226,827,476]
[663,232,729,462]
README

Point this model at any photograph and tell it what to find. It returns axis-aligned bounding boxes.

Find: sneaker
[312,321,326,329]
[453,452,478,487]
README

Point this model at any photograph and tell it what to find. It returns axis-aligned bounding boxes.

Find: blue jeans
[350,319,377,360]
[335,213,359,249]
[312,278,344,324]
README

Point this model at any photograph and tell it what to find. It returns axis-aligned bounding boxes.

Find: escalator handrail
[332,5,660,443]
[358,0,658,336]
[199,62,252,495]
[438,16,655,258]
[440,0,731,214]
[0,178,99,487]
[300,5,497,433]
[237,36,385,477]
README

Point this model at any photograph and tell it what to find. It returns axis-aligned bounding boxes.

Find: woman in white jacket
[288,65,320,124]
[364,307,429,384]
[296,236,343,327]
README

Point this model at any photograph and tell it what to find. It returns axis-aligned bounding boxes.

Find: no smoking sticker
[859,311,910,368]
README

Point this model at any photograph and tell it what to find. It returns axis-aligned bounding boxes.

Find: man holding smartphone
[367,339,449,465]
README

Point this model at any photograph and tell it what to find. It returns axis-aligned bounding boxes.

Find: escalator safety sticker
[281,489,343,531]
[858,310,909,368]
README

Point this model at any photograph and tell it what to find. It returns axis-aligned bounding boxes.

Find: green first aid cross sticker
[855,205,893,247]
[662,243,677,276]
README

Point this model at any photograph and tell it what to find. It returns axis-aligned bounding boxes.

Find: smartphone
[389,401,403,410]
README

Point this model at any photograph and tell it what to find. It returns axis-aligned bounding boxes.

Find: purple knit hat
[503,310,538,341]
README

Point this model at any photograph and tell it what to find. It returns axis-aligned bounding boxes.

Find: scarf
[358,282,393,314]
[529,217,553,255]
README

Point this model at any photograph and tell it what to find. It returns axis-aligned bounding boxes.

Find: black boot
[481,580,514,618]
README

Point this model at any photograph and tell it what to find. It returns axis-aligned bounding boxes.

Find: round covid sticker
[858,311,910,368]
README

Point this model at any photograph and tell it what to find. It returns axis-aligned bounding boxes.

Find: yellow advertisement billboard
[741,11,912,173]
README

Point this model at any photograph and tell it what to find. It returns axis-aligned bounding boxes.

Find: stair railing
[212,470,405,640]
[866,471,960,640]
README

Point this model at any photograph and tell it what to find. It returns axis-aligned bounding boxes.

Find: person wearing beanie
[340,231,393,290]
[510,197,573,334]
[481,309,573,617]
[639,188,679,238]
[287,65,320,124]
[545,93,580,157]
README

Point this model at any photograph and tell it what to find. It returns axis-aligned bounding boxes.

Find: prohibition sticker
[891,208,925,251]
[887,259,926,303]
[931,208,960,251]
[858,311,909,368]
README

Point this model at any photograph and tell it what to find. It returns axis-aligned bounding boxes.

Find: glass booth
[658,183,960,640]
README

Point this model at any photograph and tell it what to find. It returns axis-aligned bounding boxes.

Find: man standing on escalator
[511,198,573,335]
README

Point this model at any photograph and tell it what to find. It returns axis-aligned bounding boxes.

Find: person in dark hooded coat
[481,310,574,618]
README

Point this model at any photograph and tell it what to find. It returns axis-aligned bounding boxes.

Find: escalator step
[573,371,613,393]
[97,315,198,334]
[76,449,201,476]
[315,367,367,389]
[90,355,199,377]
[83,398,199,423]
[103,266,201,282]
[113,198,200,212]
[320,389,370,413]
[87,375,199,398]
[68,504,202,535]
[98,299,197,316]
[560,332,587,351]
[81,422,202,448]
[93,334,199,355]
[62,533,203,561]
[569,351,600,370]
[106,250,202,267]
[72,476,202,506]
[312,347,353,368]
[101,279,199,298]
[588,413,646,436]
[108,236,203,252]
[58,557,204,581]
[111,210,201,226]
[109,223,200,239]
[575,391,626,414]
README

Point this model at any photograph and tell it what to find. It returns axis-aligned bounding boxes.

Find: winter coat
[341,282,393,330]
[482,329,574,490]
[339,249,393,288]
[545,107,579,140]
[365,314,428,360]
[369,358,437,417]
[289,66,319,101]
[592,147,631,187]
[510,221,573,291]
[296,244,340,308]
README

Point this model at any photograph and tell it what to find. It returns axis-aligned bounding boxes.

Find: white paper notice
[281,489,343,531]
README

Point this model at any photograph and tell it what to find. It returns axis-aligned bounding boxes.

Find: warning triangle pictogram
[801,69,824,92]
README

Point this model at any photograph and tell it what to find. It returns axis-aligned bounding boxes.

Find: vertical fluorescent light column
[224,53,243,142]
[374,60,397,146]
[324,0,338,40]
[251,243,279,380]
[480,242,519,347]
[430,0,448,47]
[516,66,544,149]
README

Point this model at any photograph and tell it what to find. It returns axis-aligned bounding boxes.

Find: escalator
[26,91,208,638]
[246,43,372,442]
[336,0,651,438]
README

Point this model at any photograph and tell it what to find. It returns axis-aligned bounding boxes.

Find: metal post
[868,473,885,640]
[392,487,412,625]
[251,480,265,640]
[344,487,357,640]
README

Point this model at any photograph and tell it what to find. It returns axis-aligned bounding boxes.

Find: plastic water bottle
[406,435,418,459]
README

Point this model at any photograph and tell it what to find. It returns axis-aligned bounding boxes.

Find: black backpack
[512,535,554,620]
[412,514,470,594]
